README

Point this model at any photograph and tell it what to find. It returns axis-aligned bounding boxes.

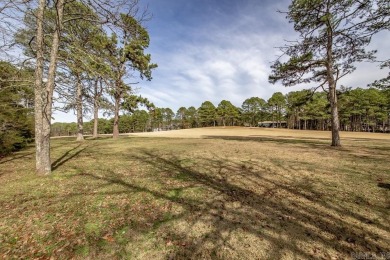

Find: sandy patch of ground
[129,126,390,140]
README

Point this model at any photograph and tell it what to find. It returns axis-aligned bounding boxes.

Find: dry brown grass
[129,126,390,140]
[0,127,389,259]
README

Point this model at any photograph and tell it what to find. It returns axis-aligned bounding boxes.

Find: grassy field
[0,127,389,259]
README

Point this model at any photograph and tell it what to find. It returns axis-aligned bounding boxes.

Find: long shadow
[6,145,389,258]
[51,144,89,171]
[84,136,112,141]
[70,149,387,259]
[0,142,90,167]
[0,151,35,165]
[203,135,344,151]
[250,134,331,141]
[141,151,389,257]
[205,136,390,161]
[74,172,315,259]
[342,137,390,142]
[378,183,390,190]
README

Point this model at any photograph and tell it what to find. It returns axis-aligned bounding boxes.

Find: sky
[53,0,390,122]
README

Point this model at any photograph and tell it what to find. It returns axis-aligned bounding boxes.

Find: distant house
[258,121,287,128]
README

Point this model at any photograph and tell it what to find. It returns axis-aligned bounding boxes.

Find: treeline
[52,86,390,136]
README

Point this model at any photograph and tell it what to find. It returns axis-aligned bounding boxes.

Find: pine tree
[269,0,386,146]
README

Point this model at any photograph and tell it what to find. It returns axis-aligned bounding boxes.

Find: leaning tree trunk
[76,75,84,141]
[34,0,46,175]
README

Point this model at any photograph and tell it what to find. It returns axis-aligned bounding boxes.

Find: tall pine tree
[269,0,386,146]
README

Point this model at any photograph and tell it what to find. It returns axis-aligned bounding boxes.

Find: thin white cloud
[53,0,390,121]
[141,9,292,111]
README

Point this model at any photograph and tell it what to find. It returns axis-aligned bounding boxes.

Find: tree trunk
[113,92,120,138]
[326,16,341,147]
[34,0,46,175]
[383,120,385,133]
[112,62,126,138]
[76,75,84,141]
[272,108,275,126]
[328,78,341,146]
[93,78,102,138]
[93,100,99,138]
[36,0,65,175]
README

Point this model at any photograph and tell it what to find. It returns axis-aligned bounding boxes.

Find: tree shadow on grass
[0,151,34,165]
[51,144,90,171]
[378,183,390,190]
[203,135,390,162]
[203,135,343,151]
[74,149,389,259]
[5,141,389,259]
[84,136,112,141]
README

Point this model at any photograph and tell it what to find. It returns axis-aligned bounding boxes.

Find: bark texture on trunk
[113,91,120,139]
[112,65,125,139]
[76,75,84,141]
[329,82,341,146]
[34,0,46,175]
[93,102,99,138]
[93,80,100,138]
[40,0,65,174]
[326,10,341,147]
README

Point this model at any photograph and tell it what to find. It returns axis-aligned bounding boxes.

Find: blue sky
[53,0,390,122]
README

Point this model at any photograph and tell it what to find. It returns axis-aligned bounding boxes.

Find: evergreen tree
[217,100,239,127]
[198,101,217,127]
[241,97,267,126]
[269,0,385,146]
[186,106,198,128]
[106,15,157,139]
[176,107,187,129]
[285,90,311,129]
[268,92,286,128]
[0,61,34,155]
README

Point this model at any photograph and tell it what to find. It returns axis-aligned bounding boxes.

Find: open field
[0,127,389,259]
[130,126,390,140]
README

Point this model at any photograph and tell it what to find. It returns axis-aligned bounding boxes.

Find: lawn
[0,127,389,259]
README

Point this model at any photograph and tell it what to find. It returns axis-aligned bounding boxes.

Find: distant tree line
[50,86,390,137]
